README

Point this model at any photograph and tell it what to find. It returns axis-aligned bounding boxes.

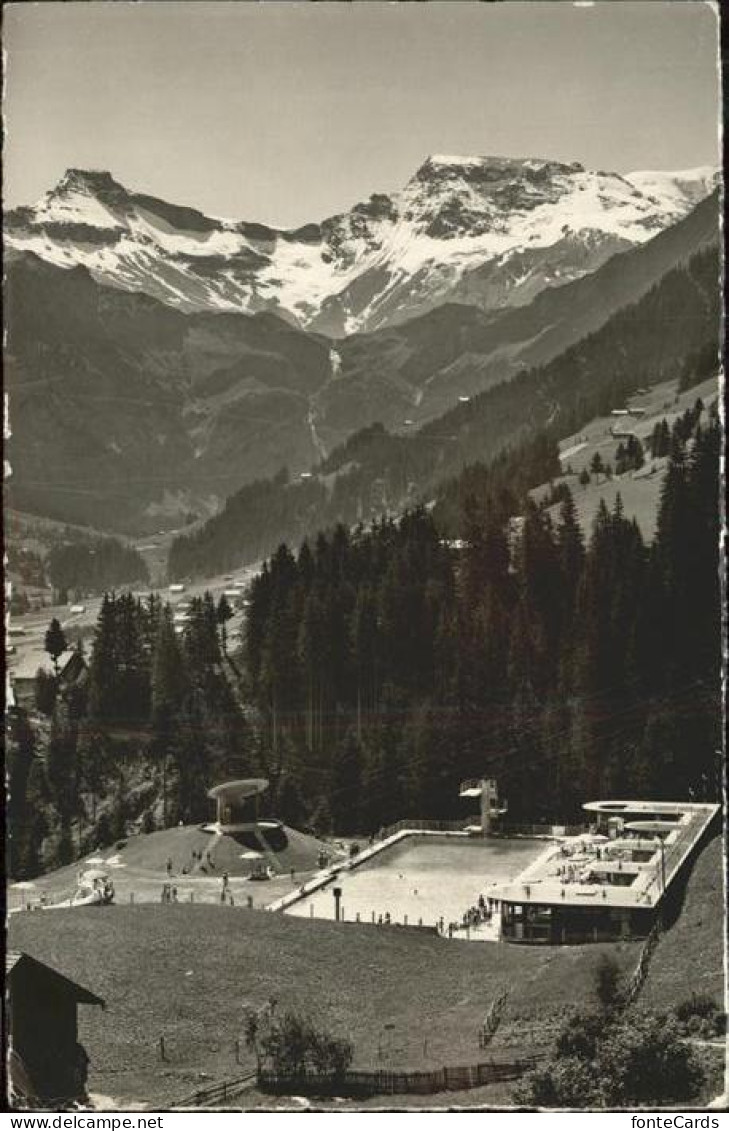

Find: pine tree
[329,729,363,835]
[89,594,118,721]
[151,606,187,727]
[216,594,234,652]
[556,487,585,628]
[44,618,68,675]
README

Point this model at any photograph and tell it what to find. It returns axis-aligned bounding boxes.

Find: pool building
[489,800,719,944]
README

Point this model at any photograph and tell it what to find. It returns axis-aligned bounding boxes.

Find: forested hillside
[168,245,719,579]
[6,594,255,877]
[7,399,720,874]
[239,406,720,833]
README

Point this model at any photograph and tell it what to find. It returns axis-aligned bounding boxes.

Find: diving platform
[459,777,507,836]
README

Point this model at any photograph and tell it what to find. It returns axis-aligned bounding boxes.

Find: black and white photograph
[3,0,725,1117]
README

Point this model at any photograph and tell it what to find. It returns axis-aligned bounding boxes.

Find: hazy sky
[3,1,720,228]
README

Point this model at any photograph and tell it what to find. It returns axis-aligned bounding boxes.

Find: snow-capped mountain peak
[5,156,718,336]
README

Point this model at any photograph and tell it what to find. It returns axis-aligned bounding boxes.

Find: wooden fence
[258,1056,540,1098]
[177,1071,257,1107]
[623,919,662,1007]
[479,988,511,1050]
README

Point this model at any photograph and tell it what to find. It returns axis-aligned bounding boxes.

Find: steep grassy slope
[639,835,725,1011]
[9,905,638,1107]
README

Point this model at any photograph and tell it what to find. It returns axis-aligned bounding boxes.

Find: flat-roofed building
[490,799,719,944]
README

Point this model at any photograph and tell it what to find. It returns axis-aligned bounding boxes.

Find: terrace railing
[497,823,588,838]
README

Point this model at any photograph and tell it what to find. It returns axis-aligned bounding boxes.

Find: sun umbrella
[84,856,105,865]
[240,850,262,860]
[81,868,109,881]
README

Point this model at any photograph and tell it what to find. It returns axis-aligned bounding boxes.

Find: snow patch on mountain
[5,156,718,335]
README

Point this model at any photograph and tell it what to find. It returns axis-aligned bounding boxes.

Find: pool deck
[489,802,719,911]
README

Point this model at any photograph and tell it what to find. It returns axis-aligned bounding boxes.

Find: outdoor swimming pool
[284,835,545,927]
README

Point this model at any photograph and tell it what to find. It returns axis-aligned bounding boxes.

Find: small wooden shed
[7,951,104,1102]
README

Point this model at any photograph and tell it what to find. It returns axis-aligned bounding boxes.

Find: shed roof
[7,951,104,1007]
[8,648,81,683]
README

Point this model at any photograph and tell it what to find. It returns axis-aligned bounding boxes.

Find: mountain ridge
[4,189,719,534]
[5,156,717,336]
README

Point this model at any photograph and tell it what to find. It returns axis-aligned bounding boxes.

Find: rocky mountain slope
[328,189,720,436]
[4,188,718,535]
[4,250,334,531]
[168,241,720,579]
[5,157,717,336]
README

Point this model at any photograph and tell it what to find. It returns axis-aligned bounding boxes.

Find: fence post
[190,891,194,903]
[235,1038,240,1064]
[130,892,134,904]
[159,1036,166,1061]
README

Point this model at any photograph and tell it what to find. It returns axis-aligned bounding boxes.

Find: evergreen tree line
[244,409,721,836]
[168,247,719,580]
[86,591,254,821]
[7,408,720,871]
[7,591,256,877]
[47,537,150,600]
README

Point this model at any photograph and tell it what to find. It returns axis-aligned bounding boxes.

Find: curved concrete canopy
[207,779,269,803]
[583,800,684,815]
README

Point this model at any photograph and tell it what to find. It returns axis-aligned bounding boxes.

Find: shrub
[596,1013,703,1106]
[514,1010,704,1108]
[594,954,623,1011]
[258,1010,354,1084]
[675,993,719,1023]
[556,1011,604,1060]
[514,1056,599,1107]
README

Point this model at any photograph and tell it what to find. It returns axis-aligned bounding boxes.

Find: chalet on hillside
[8,647,87,706]
[7,951,104,1104]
